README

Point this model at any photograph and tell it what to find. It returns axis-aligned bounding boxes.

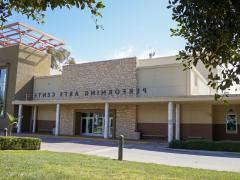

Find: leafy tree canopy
[0,0,105,28]
[47,47,76,71]
[168,0,240,99]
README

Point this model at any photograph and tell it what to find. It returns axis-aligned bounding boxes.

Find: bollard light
[3,128,8,136]
[118,135,124,161]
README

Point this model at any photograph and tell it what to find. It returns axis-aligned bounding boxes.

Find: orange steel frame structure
[0,22,64,51]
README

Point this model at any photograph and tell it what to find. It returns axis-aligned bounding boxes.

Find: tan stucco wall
[213,105,240,124]
[137,104,168,123]
[137,56,216,82]
[137,64,188,96]
[190,68,213,95]
[37,105,55,121]
[181,103,212,124]
[0,44,51,129]
[34,75,61,95]
[0,45,19,128]
[15,45,51,100]
[137,56,180,67]
[60,103,139,139]
[137,103,212,124]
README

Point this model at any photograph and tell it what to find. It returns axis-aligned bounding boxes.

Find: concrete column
[32,105,37,133]
[55,104,60,136]
[17,104,23,133]
[104,103,109,139]
[168,102,173,143]
[175,104,180,140]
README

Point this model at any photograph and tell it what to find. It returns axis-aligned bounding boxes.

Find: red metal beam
[0,22,64,51]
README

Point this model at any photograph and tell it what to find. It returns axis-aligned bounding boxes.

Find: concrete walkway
[24,134,240,172]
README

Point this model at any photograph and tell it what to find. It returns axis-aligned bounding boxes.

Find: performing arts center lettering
[34,88,147,99]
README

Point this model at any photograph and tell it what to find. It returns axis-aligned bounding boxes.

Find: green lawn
[0,151,239,180]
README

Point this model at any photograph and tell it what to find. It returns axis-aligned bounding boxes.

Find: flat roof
[0,22,64,51]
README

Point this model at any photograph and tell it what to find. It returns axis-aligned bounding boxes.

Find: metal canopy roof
[0,22,64,51]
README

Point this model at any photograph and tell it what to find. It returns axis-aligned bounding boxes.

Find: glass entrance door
[81,112,113,137]
[93,115,103,135]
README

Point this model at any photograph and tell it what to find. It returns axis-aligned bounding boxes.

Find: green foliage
[169,140,240,152]
[7,112,17,126]
[168,1,240,99]
[67,57,76,65]
[47,47,76,71]
[0,0,105,27]
[0,136,41,150]
[6,112,17,135]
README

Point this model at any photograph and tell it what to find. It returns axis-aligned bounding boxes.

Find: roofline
[12,95,240,105]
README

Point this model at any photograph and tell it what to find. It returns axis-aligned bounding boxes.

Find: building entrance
[81,112,113,137]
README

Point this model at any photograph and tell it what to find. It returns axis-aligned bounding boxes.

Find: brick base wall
[60,103,140,140]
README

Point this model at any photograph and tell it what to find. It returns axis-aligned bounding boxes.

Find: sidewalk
[21,134,240,172]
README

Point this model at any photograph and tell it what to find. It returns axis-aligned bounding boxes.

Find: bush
[169,140,240,152]
[0,136,41,150]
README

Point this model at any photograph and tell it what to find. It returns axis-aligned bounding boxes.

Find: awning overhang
[12,94,240,105]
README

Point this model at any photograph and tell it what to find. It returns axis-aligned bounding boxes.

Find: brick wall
[60,57,137,99]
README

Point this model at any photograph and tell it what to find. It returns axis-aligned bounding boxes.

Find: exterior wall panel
[37,105,55,133]
[16,45,51,100]
[0,45,19,128]
[213,105,240,140]
[137,65,188,97]
[190,68,213,95]
[137,104,168,123]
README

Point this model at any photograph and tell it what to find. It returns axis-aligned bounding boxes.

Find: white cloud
[111,45,136,59]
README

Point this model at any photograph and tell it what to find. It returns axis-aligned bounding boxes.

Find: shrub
[169,140,240,152]
[0,136,41,150]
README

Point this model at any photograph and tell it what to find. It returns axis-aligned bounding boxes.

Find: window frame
[226,111,238,134]
[0,65,8,118]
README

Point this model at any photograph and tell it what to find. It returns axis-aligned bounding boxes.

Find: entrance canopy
[0,22,64,51]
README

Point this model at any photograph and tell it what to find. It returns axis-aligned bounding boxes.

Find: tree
[0,0,105,28]
[168,0,240,99]
[47,47,76,71]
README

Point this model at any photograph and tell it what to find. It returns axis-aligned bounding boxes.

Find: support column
[104,102,109,139]
[175,104,180,140]
[32,105,37,133]
[55,104,60,136]
[168,102,173,143]
[17,104,23,133]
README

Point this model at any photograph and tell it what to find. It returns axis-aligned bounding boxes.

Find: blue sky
[11,0,185,63]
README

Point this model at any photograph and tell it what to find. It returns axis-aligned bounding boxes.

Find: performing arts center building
[0,22,240,142]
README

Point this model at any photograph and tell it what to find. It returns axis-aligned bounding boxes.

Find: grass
[0,151,239,180]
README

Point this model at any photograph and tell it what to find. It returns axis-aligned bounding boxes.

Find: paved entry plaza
[24,134,240,172]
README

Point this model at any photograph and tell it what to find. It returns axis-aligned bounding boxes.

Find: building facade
[0,44,237,142]
[0,20,240,142]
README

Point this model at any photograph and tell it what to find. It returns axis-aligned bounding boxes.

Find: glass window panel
[226,113,237,134]
[81,119,86,133]
[93,117,103,134]
[87,119,93,133]
[0,67,7,118]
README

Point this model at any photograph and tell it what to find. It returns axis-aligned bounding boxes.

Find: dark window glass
[226,114,237,134]
[82,119,86,133]
[0,68,7,117]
